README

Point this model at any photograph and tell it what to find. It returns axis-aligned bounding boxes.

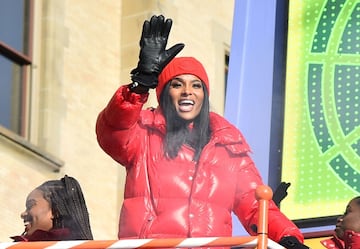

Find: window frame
[0,0,33,137]
[0,0,63,170]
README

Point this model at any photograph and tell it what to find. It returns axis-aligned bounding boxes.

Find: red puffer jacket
[96,86,304,244]
[321,230,360,249]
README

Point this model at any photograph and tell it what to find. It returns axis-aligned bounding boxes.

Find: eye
[192,83,202,89]
[170,81,182,88]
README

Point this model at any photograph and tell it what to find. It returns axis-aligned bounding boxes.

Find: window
[0,0,33,136]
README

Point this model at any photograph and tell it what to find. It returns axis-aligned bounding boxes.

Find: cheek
[168,91,178,101]
[195,93,204,107]
[169,93,181,108]
[32,206,53,219]
[195,91,204,101]
[343,217,360,232]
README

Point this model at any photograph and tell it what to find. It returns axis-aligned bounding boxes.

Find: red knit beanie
[156,57,209,102]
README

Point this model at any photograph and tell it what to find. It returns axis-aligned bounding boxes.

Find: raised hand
[131,15,184,89]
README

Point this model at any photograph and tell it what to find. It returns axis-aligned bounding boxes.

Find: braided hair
[37,175,93,240]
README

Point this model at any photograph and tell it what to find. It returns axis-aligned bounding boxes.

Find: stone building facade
[0,0,234,240]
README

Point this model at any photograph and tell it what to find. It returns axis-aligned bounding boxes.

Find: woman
[321,196,360,249]
[12,175,93,241]
[96,15,305,248]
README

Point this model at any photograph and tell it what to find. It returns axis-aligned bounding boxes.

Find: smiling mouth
[178,100,194,112]
[23,220,32,232]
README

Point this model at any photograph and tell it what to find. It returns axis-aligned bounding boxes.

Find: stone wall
[0,0,234,241]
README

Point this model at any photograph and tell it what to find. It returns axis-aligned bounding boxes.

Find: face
[168,74,205,121]
[335,197,360,239]
[20,188,53,236]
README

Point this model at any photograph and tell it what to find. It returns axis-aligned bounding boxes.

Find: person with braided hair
[11,175,93,241]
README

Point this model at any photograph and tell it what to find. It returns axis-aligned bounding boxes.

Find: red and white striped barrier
[0,236,285,249]
[0,185,284,249]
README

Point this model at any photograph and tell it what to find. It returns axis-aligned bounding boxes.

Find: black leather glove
[279,236,309,249]
[131,15,185,89]
[273,182,291,207]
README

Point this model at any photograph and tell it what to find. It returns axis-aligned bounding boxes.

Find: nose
[337,215,343,223]
[21,210,27,219]
[181,84,192,95]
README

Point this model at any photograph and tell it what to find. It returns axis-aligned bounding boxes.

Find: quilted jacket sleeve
[95,85,149,166]
[233,155,304,243]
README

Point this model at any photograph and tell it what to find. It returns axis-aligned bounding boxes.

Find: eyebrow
[171,77,184,82]
[171,77,202,83]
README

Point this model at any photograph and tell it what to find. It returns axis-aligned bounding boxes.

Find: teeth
[24,221,30,226]
[179,100,194,105]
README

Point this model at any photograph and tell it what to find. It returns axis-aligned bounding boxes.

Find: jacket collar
[321,230,360,249]
[11,228,71,242]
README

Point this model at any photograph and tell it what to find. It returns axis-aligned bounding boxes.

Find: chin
[335,228,344,240]
[178,114,196,121]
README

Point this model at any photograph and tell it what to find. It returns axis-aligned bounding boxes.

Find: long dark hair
[159,82,211,161]
[37,175,93,240]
